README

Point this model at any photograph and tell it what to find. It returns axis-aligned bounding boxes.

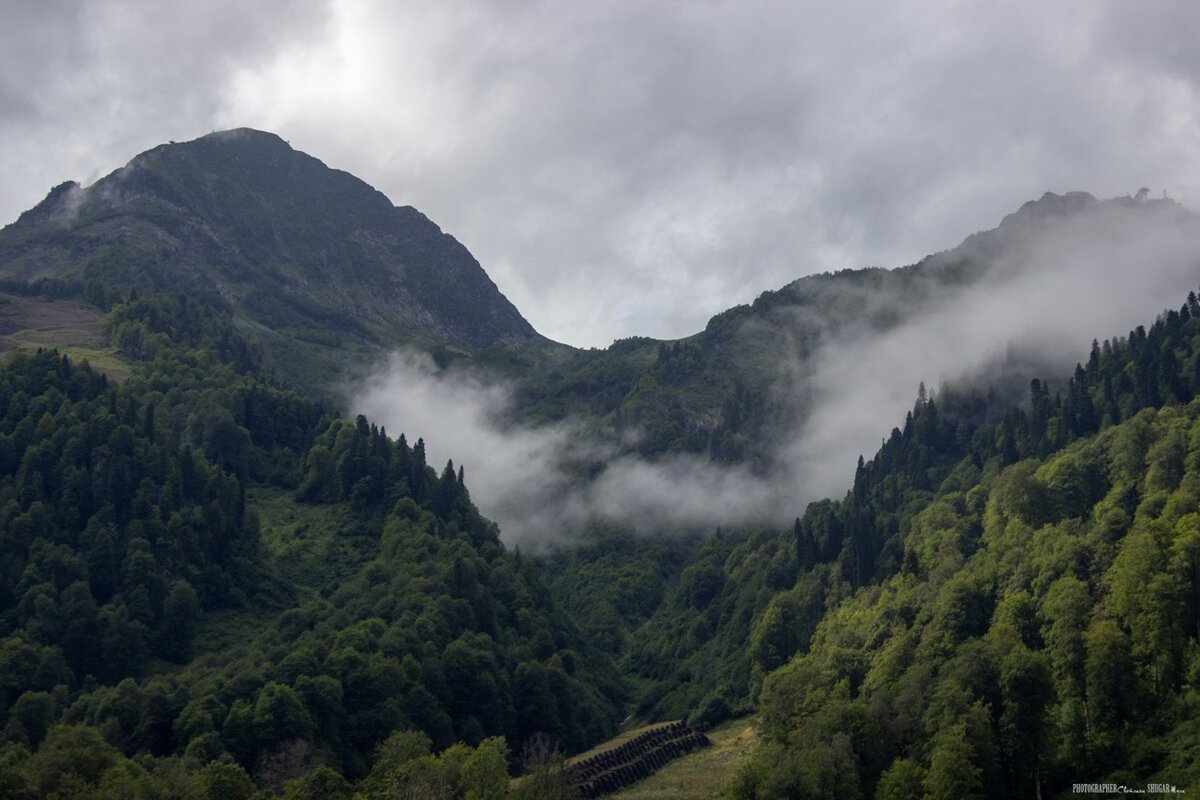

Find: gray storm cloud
[5,1,1200,347]
[353,199,1200,546]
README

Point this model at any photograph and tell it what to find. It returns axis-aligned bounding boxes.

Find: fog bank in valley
[353,352,783,546]
[354,197,1200,546]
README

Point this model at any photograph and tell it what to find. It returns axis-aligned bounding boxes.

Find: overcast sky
[3,0,1199,347]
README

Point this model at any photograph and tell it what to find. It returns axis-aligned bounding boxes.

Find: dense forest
[2,130,1199,798]
[0,284,621,798]
[607,294,1200,797]
[725,299,1200,797]
[5,277,1200,798]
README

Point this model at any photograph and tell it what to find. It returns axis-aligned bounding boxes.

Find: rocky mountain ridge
[0,128,541,390]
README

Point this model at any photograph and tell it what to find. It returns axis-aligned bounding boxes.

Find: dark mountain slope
[0,129,541,391]
[504,191,1199,467]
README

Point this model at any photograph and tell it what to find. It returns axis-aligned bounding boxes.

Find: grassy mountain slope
[0,291,127,380]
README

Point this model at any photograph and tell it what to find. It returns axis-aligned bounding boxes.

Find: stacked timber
[571,719,711,798]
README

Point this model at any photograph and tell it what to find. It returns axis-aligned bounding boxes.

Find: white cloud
[352,350,780,546]
[354,199,1200,545]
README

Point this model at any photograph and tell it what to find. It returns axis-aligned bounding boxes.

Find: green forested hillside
[5,131,1200,799]
[0,287,622,798]
[3,255,1200,800]
[631,296,1200,798]
[740,397,1200,798]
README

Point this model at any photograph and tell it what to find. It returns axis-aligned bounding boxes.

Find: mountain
[4,129,1193,444]
[678,291,1200,798]
[497,189,1199,464]
[4,130,1200,797]
[0,298,622,798]
[0,129,541,393]
[427,188,1200,566]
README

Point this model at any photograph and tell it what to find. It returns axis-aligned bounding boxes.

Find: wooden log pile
[571,719,711,798]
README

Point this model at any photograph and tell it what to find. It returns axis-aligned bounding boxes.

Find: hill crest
[0,128,540,389]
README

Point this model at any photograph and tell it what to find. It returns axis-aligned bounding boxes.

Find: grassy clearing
[608,717,758,800]
[0,292,130,379]
[190,488,378,658]
[249,486,379,594]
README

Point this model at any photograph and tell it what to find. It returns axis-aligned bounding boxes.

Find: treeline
[799,290,1200,591]
[0,290,622,796]
[0,275,124,313]
[590,286,1200,796]
[0,724,569,799]
[725,293,1200,796]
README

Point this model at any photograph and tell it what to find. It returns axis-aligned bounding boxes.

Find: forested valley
[0,284,621,798]
[544,290,1200,799]
[1,132,1198,798]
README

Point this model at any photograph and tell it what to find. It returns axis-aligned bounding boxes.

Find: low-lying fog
[354,197,1200,546]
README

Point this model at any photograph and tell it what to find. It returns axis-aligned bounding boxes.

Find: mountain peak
[199,126,291,145]
[148,127,301,165]
[1002,190,1098,226]
[0,130,541,388]
[997,189,1189,233]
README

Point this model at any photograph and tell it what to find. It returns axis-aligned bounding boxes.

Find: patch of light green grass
[609,717,758,800]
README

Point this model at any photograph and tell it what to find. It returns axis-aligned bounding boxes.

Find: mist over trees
[0,287,620,797]
[2,131,1200,797]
